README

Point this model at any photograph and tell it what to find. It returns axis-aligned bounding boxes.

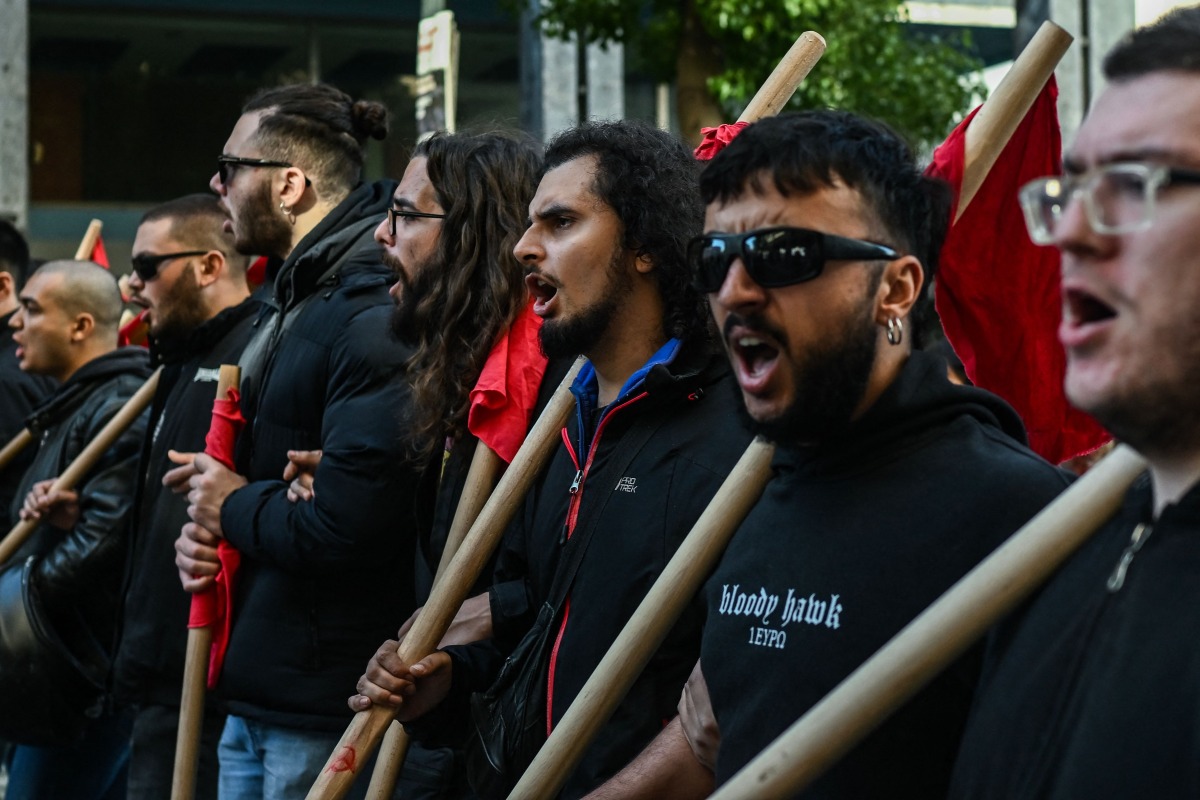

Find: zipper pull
[568,469,583,495]
[1107,522,1152,592]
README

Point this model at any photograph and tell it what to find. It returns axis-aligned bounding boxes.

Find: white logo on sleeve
[615,476,637,493]
[194,367,221,383]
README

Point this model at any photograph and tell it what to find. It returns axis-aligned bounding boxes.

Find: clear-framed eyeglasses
[1019,162,1200,246]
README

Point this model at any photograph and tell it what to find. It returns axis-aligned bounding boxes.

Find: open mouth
[727,327,782,393]
[525,273,559,314]
[1064,288,1117,326]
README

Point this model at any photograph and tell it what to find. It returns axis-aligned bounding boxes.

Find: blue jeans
[4,710,132,800]
[218,715,377,799]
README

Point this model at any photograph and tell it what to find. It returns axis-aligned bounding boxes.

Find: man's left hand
[19,479,80,530]
[185,452,247,537]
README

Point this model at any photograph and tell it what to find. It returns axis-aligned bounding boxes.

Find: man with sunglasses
[584,111,1068,799]
[949,10,1200,797]
[168,83,420,796]
[103,194,255,800]
[0,260,151,798]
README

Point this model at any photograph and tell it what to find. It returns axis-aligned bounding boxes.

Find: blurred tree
[524,0,987,147]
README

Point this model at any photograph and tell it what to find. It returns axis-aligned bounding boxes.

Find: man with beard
[349,120,753,799]
[168,84,419,796]
[0,220,55,514]
[949,10,1200,797]
[109,194,255,800]
[0,260,151,798]
[582,111,1070,799]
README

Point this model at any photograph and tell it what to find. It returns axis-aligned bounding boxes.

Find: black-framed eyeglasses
[688,226,901,293]
[131,251,209,282]
[217,155,311,187]
[1019,162,1200,245]
[387,206,446,236]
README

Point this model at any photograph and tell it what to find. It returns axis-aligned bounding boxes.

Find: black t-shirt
[703,352,1071,798]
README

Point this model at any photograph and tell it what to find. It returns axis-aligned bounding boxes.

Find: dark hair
[543,120,708,342]
[140,194,249,275]
[0,219,30,289]
[1105,6,1200,79]
[700,110,952,347]
[402,131,543,460]
[242,83,388,200]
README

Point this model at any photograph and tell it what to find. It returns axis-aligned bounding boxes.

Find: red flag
[186,387,245,688]
[466,302,549,463]
[90,235,109,269]
[694,122,750,161]
[926,77,1109,464]
[118,309,150,348]
[246,256,269,289]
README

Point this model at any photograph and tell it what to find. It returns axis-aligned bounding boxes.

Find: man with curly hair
[350,120,754,798]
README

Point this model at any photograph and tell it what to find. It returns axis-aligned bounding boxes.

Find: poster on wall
[416,9,459,142]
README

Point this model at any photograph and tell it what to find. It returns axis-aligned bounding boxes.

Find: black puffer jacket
[216,181,426,731]
[0,346,152,745]
[112,299,258,708]
[442,337,754,797]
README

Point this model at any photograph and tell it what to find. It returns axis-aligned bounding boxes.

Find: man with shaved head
[0,260,152,798]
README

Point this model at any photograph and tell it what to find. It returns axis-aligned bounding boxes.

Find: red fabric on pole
[186,389,246,689]
[246,256,269,289]
[90,235,110,269]
[466,302,549,464]
[118,309,150,348]
[694,122,750,161]
[926,77,1109,464]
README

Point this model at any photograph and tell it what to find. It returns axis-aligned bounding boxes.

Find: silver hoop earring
[886,317,903,346]
[280,201,295,225]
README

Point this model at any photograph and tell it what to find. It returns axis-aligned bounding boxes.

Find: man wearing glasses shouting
[169,84,419,797]
[585,111,1068,799]
[950,9,1200,798]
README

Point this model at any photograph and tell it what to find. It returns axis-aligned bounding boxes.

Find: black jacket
[0,346,152,745]
[948,473,1200,799]
[0,309,56,515]
[443,337,754,797]
[702,351,1071,799]
[216,181,426,730]
[111,299,259,708]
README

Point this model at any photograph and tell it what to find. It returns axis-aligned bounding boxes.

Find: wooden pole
[364,442,505,799]
[307,359,584,800]
[73,219,103,261]
[171,364,241,800]
[957,21,1073,220]
[509,439,775,800]
[709,444,1146,799]
[0,367,161,567]
[737,31,827,123]
[0,429,34,473]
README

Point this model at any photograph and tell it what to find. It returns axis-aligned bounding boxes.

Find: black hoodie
[703,350,1071,799]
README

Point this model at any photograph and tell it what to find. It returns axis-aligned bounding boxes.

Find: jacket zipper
[1106,521,1153,592]
[546,391,649,735]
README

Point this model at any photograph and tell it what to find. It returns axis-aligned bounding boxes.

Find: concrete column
[0,0,29,229]
[1050,0,1136,145]
[585,41,624,121]
[519,1,579,142]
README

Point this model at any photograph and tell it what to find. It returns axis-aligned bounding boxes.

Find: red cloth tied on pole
[925,77,1109,465]
[467,302,549,463]
[186,388,245,689]
[119,308,150,348]
[694,122,751,161]
[90,235,110,269]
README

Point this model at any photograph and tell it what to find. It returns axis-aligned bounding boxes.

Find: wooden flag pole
[709,444,1145,799]
[737,31,827,123]
[509,439,775,800]
[73,219,103,261]
[364,442,505,799]
[0,429,35,473]
[957,21,1073,219]
[307,359,584,800]
[171,365,241,800]
[0,367,161,567]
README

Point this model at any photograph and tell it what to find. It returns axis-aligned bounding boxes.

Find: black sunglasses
[387,206,446,236]
[689,226,900,293]
[131,251,209,282]
[217,155,311,186]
